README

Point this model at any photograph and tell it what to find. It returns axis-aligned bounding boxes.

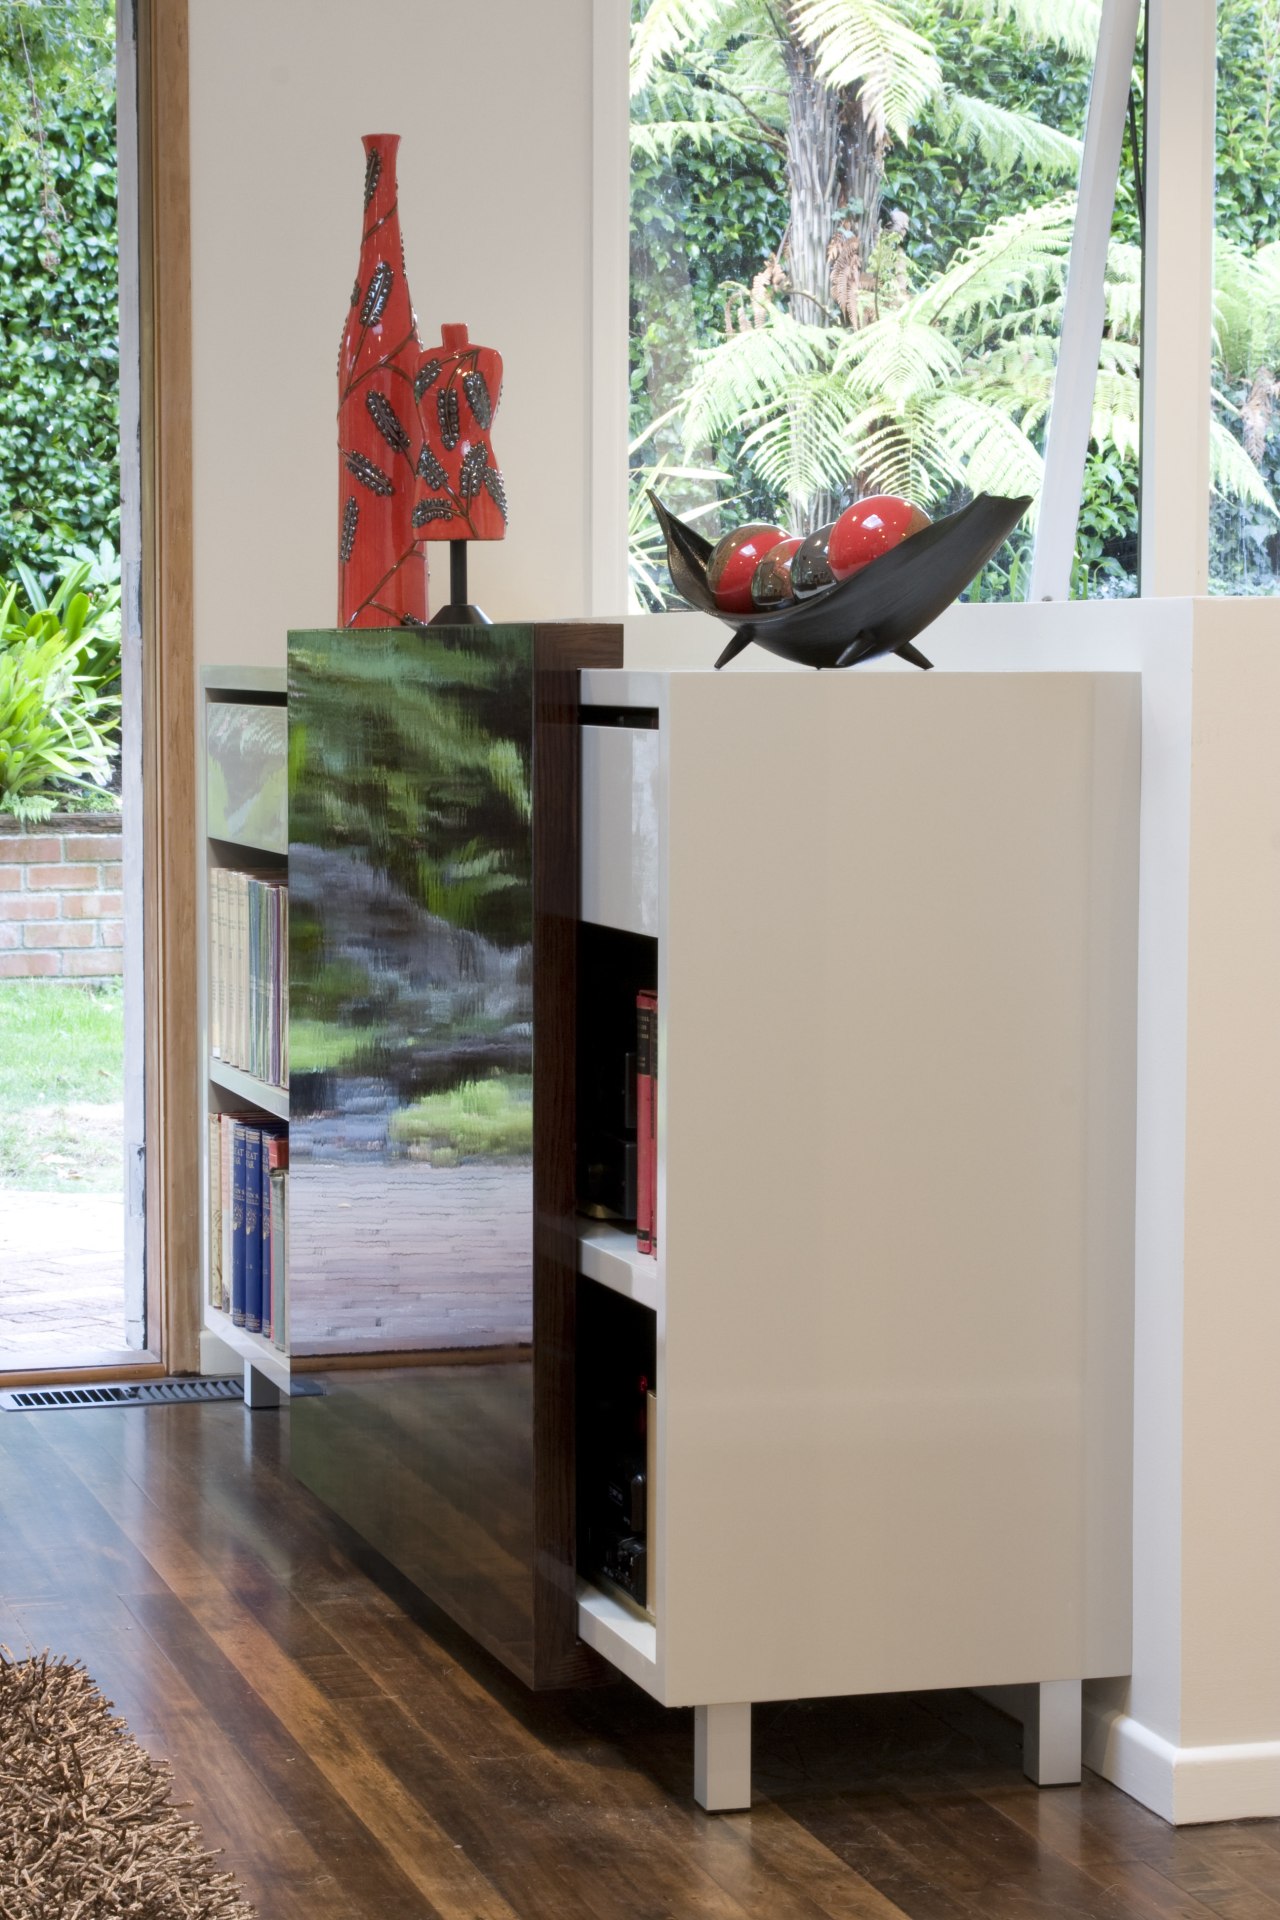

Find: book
[636,991,657,1256]
[230,1121,248,1326]
[269,1157,288,1352]
[244,1127,263,1334]
[207,1115,223,1309]
[208,867,288,1087]
[259,1126,273,1340]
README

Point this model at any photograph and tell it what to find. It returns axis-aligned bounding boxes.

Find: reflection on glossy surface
[287,625,535,1356]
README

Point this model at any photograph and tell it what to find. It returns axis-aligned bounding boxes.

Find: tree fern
[936,91,1082,180]
[789,0,942,138]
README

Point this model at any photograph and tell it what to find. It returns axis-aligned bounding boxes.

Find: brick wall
[0,817,124,978]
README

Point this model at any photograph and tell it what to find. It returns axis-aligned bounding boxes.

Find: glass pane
[1210,0,1280,595]
[629,0,1142,609]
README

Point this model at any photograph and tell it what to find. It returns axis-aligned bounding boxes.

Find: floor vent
[0,1377,324,1411]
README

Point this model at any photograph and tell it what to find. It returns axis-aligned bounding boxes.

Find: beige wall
[188,0,595,667]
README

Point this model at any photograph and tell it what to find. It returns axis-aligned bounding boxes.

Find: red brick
[63,833,122,862]
[25,863,97,890]
[0,835,60,862]
[101,923,125,948]
[0,867,20,892]
[23,921,96,949]
[60,891,124,921]
[0,894,57,921]
[62,950,122,977]
[0,924,19,949]
[101,863,123,889]
[0,951,59,977]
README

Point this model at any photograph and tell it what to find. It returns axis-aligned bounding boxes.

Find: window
[628,0,1148,608]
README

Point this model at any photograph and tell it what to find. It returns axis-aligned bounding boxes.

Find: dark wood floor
[3,1403,1280,1920]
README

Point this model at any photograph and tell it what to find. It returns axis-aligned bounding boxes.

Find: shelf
[208,831,287,861]
[202,1306,290,1389]
[201,666,287,697]
[576,1578,658,1690]
[209,1058,289,1120]
[577,1219,660,1312]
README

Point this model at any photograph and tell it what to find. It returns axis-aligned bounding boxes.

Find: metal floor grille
[0,1377,323,1411]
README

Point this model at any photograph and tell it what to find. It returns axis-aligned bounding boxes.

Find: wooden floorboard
[1,1398,1278,1920]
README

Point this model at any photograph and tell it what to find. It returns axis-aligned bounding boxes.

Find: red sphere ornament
[828,496,931,582]
[337,134,429,630]
[707,523,787,614]
[750,535,802,609]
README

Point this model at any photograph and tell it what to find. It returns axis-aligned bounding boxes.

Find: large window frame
[595,0,1219,617]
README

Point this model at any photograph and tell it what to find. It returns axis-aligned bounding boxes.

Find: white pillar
[1139,0,1216,594]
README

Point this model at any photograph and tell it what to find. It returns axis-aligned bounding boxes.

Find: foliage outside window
[630,0,1280,610]
[1212,0,1280,593]
[0,0,120,818]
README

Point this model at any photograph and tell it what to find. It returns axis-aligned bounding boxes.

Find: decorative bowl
[650,489,1032,670]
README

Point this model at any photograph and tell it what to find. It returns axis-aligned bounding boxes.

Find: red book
[636,991,657,1255]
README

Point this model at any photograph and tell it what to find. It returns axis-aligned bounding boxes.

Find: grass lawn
[0,980,124,1190]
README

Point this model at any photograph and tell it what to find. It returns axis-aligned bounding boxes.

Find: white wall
[187,0,596,667]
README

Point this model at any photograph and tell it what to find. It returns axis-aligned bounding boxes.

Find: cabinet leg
[694,1703,752,1811]
[1023,1680,1082,1785]
[243,1361,282,1410]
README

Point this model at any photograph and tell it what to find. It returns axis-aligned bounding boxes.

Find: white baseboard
[1084,1700,1280,1824]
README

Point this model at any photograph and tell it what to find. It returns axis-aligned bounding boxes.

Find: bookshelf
[201,649,1140,1811]
[200,668,290,1408]
[567,665,1141,1809]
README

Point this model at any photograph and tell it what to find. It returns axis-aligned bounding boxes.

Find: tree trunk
[781,25,886,530]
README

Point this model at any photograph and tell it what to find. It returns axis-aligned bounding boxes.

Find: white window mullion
[1140,0,1216,597]
[1028,0,1142,604]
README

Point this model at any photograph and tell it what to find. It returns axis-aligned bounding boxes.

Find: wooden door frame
[134,0,199,1373]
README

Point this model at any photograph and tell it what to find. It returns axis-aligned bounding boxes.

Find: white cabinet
[574,666,1139,1806]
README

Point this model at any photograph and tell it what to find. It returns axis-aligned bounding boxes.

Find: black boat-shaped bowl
[649,489,1032,671]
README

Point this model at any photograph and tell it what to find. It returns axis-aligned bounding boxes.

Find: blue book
[230,1123,248,1327]
[244,1127,263,1333]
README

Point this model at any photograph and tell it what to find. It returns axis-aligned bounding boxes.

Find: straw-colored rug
[0,1650,254,1918]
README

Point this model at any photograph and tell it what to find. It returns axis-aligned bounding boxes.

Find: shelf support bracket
[694,1703,752,1811]
[1023,1679,1083,1785]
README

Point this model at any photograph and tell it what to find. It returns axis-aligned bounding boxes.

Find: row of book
[208,1114,289,1347]
[210,868,289,1089]
[636,989,658,1256]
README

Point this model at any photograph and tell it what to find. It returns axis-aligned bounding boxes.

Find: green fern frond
[631,115,765,158]
[937,90,1083,180]
[1210,414,1279,513]
[630,0,758,91]
[789,0,942,139]
[737,374,868,501]
[924,394,1045,502]
[912,197,1075,334]
[950,0,1101,58]
[834,312,965,404]
[682,315,846,447]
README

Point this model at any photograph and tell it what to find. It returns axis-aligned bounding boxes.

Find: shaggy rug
[0,1650,254,1918]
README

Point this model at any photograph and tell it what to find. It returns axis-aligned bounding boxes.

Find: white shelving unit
[573,664,1141,1810]
[200,667,290,1407]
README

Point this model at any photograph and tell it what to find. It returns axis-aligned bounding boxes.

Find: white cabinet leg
[243,1361,282,1410]
[694,1703,751,1811]
[1023,1680,1082,1785]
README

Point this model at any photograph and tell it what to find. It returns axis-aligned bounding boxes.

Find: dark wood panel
[3,1400,1278,1920]
[531,621,622,1686]
[288,622,620,1691]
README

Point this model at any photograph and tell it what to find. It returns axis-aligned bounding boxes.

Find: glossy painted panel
[287,626,535,1358]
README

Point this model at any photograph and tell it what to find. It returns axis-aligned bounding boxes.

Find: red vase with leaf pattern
[337,134,429,628]
[413,324,507,544]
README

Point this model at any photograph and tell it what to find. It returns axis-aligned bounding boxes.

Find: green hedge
[0,87,119,580]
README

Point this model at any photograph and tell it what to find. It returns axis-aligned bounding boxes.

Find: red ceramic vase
[337,134,429,628]
[413,323,507,544]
